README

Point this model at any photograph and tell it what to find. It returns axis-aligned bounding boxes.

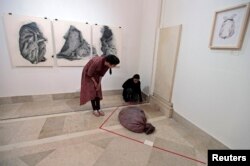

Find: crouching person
[122,74,143,102]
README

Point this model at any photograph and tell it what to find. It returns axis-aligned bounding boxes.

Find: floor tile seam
[0,111,91,123]
[99,105,207,165]
[100,126,207,165]
[0,103,150,123]
[0,115,166,151]
[0,104,164,152]
[0,128,105,152]
[0,108,117,124]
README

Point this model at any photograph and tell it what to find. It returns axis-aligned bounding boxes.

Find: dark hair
[105,54,120,75]
[133,74,140,79]
[105,54,120,65]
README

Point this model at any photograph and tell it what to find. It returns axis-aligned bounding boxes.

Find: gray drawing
[100,26,117,56]
[57,25,91,60]
[219,14,237,39]
[92,46,97,55]
[19,22,47,64]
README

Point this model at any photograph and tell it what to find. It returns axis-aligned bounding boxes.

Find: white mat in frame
[52,20,92,66]
[3,14,54,66]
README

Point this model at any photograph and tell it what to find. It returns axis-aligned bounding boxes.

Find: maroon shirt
[80,56,109,105]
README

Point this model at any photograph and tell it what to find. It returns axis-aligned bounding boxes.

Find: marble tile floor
[0,101,209,166]
[0,94,130,120]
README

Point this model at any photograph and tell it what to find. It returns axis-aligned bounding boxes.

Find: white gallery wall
[0,0,149,97]
[162,0,250,148]
[138,0,162,95]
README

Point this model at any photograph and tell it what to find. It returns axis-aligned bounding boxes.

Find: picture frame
[209,3,250,49]
[3,14,54,66]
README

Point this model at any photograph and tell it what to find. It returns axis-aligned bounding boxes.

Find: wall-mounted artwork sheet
[92,25,122,59]
[209,3,250,49]
[53,20,92,66]
[3,14,54,66]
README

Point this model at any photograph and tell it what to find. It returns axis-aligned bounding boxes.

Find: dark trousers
[91,97,100,110]
[123,88,139,102]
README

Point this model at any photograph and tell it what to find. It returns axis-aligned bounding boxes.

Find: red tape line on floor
[99,106,206,165]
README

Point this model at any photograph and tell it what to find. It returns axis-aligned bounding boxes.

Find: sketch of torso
[219,14,237,39]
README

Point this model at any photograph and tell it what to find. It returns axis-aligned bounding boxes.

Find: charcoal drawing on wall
[100,25,117,56]
[53,20,92,66]
[57,25,91,61]
[92,25,122,60]
[19,22,47,64]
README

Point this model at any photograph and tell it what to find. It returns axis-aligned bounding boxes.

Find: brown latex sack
[118,107,155,134]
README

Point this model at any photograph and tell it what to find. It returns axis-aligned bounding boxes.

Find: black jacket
[122,78,142,101]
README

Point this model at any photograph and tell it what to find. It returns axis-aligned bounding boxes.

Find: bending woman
[80,55,120,117]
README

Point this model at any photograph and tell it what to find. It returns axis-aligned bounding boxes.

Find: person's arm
[87,57,101,77]
[96,77,102,91]
[139,93,143,102]
[137,82,143,102]
[87,63,97,77]
[86,58,101,90]
[122,79,130,89]
[91,77,98,88]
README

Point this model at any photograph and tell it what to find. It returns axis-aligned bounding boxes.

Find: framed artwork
[3,14,54,66]
[52,20,92,66]
[92,25,122,59]
[209,3,250,49]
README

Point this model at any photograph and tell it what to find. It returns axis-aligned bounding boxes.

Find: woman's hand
[91,77,99,90]
[93,81,98,88]
[91,77,101,91]
[95,82,101,91]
